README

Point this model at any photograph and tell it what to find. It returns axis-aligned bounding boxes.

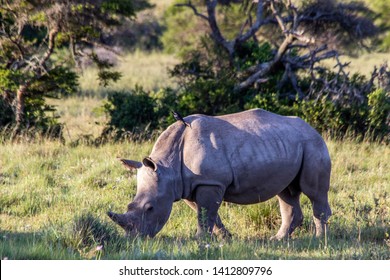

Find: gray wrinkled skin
[108,109,332,240]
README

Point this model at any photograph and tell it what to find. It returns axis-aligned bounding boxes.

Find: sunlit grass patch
[78,51,178,96]
[0,139,389,259]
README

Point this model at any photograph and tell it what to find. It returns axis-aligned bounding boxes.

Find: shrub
[0,96,14,127]
[367,89,390,141]
[102,87,177,141]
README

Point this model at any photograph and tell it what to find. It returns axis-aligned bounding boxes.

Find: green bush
[169,39,279,116]
[0,97,14,127]
[100,72,389,144]
[102,87,177,140]
[367,89,390,141]
[0,66,78,140]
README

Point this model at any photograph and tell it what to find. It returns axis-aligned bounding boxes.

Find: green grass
[0,138,389,260]
[79,50,178,96]
[1,0,389,259]
[46,96,107,143]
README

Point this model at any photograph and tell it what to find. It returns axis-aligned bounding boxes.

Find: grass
[1,0,389,259]
[46,97,107,143]
[78,50,178,96]
[324,52,389,77]
[0,138,389,260]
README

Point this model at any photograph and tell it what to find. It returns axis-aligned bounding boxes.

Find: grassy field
[78,51,178,96]
[0,137,389,260]
[1,0,389,261]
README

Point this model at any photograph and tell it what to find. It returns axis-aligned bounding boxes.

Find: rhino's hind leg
[271,187,303,241]
[183,199,231,238]
[311,199,332,237]
[299,146,332,238]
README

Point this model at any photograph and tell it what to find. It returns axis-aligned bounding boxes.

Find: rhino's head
[107,157,175,237]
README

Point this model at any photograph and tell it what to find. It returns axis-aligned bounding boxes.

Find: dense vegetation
[102,0,389,142]
[0,0,151,135]
[1,0,389,142]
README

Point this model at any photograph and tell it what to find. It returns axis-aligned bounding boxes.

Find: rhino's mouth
[107,211,157,237]
[107,211,134,231]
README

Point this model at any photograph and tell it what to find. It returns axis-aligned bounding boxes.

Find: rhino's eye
[127,203,135,211]
[144,203,154,212]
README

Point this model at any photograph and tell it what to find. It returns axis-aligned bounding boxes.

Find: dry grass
[323,52,389,77]
[78,51,179,96]
[46,97,107,142]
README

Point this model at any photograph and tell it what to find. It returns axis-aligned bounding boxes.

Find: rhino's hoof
[213,228,232,239]
[269,234,285,241]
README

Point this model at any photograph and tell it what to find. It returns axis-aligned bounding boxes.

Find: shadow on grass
[0,230,82,260]
[1,220,388,260]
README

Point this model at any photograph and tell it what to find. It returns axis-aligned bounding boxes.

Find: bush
[102,66,389,144]
[367,89,390,141]
[0,94,63,142]
[102,87,177,141]
[0,96,14,127]
[244,89,389,142]
[0,66,78,140]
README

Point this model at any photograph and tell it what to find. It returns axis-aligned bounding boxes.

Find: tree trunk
[15,84,27,129]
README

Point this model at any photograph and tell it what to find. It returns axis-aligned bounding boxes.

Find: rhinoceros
[108,109,332,240]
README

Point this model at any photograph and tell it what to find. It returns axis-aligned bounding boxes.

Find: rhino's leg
[299,151,332,238]
[183,199,231,238]
[310,198,332,237]
[213,215,232,238]
[271,187,303,241]
[193,185,225,239]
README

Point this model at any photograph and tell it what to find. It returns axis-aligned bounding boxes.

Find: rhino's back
[185,108,321,161]
[182,109,328,203]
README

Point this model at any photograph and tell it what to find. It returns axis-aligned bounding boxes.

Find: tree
[157,0,389,141]
[0,0,151,132]
[174,0,379,97]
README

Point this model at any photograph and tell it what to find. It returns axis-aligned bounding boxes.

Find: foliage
[367,0,390,51]
[146,0,389,142]
[162,0,254,57]
[103,88,157,135]
[102,43,389,142]
[106,16,164,52]
[367,89,390,141]
[0,0,150,135]
[244,88,389,143]
[0,96,14,127]
[101,87,176,140]
[161,0,204,57]
[0,66,78,138]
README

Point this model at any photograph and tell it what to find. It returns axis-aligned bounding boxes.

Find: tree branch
[39,28,58,69]
[269,0,287,33]
[205,0,234,55]
[175,1,209,21]
[237,0,265,43]
[235,32,295,92]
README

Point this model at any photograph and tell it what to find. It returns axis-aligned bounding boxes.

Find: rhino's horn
[107,211,128,228]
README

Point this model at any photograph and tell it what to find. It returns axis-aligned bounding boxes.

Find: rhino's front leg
[183,199,231,238]
[194,185,224,239]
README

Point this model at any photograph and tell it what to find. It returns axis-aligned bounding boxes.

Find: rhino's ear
[118,158,142,170]
[142,157,158,172]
